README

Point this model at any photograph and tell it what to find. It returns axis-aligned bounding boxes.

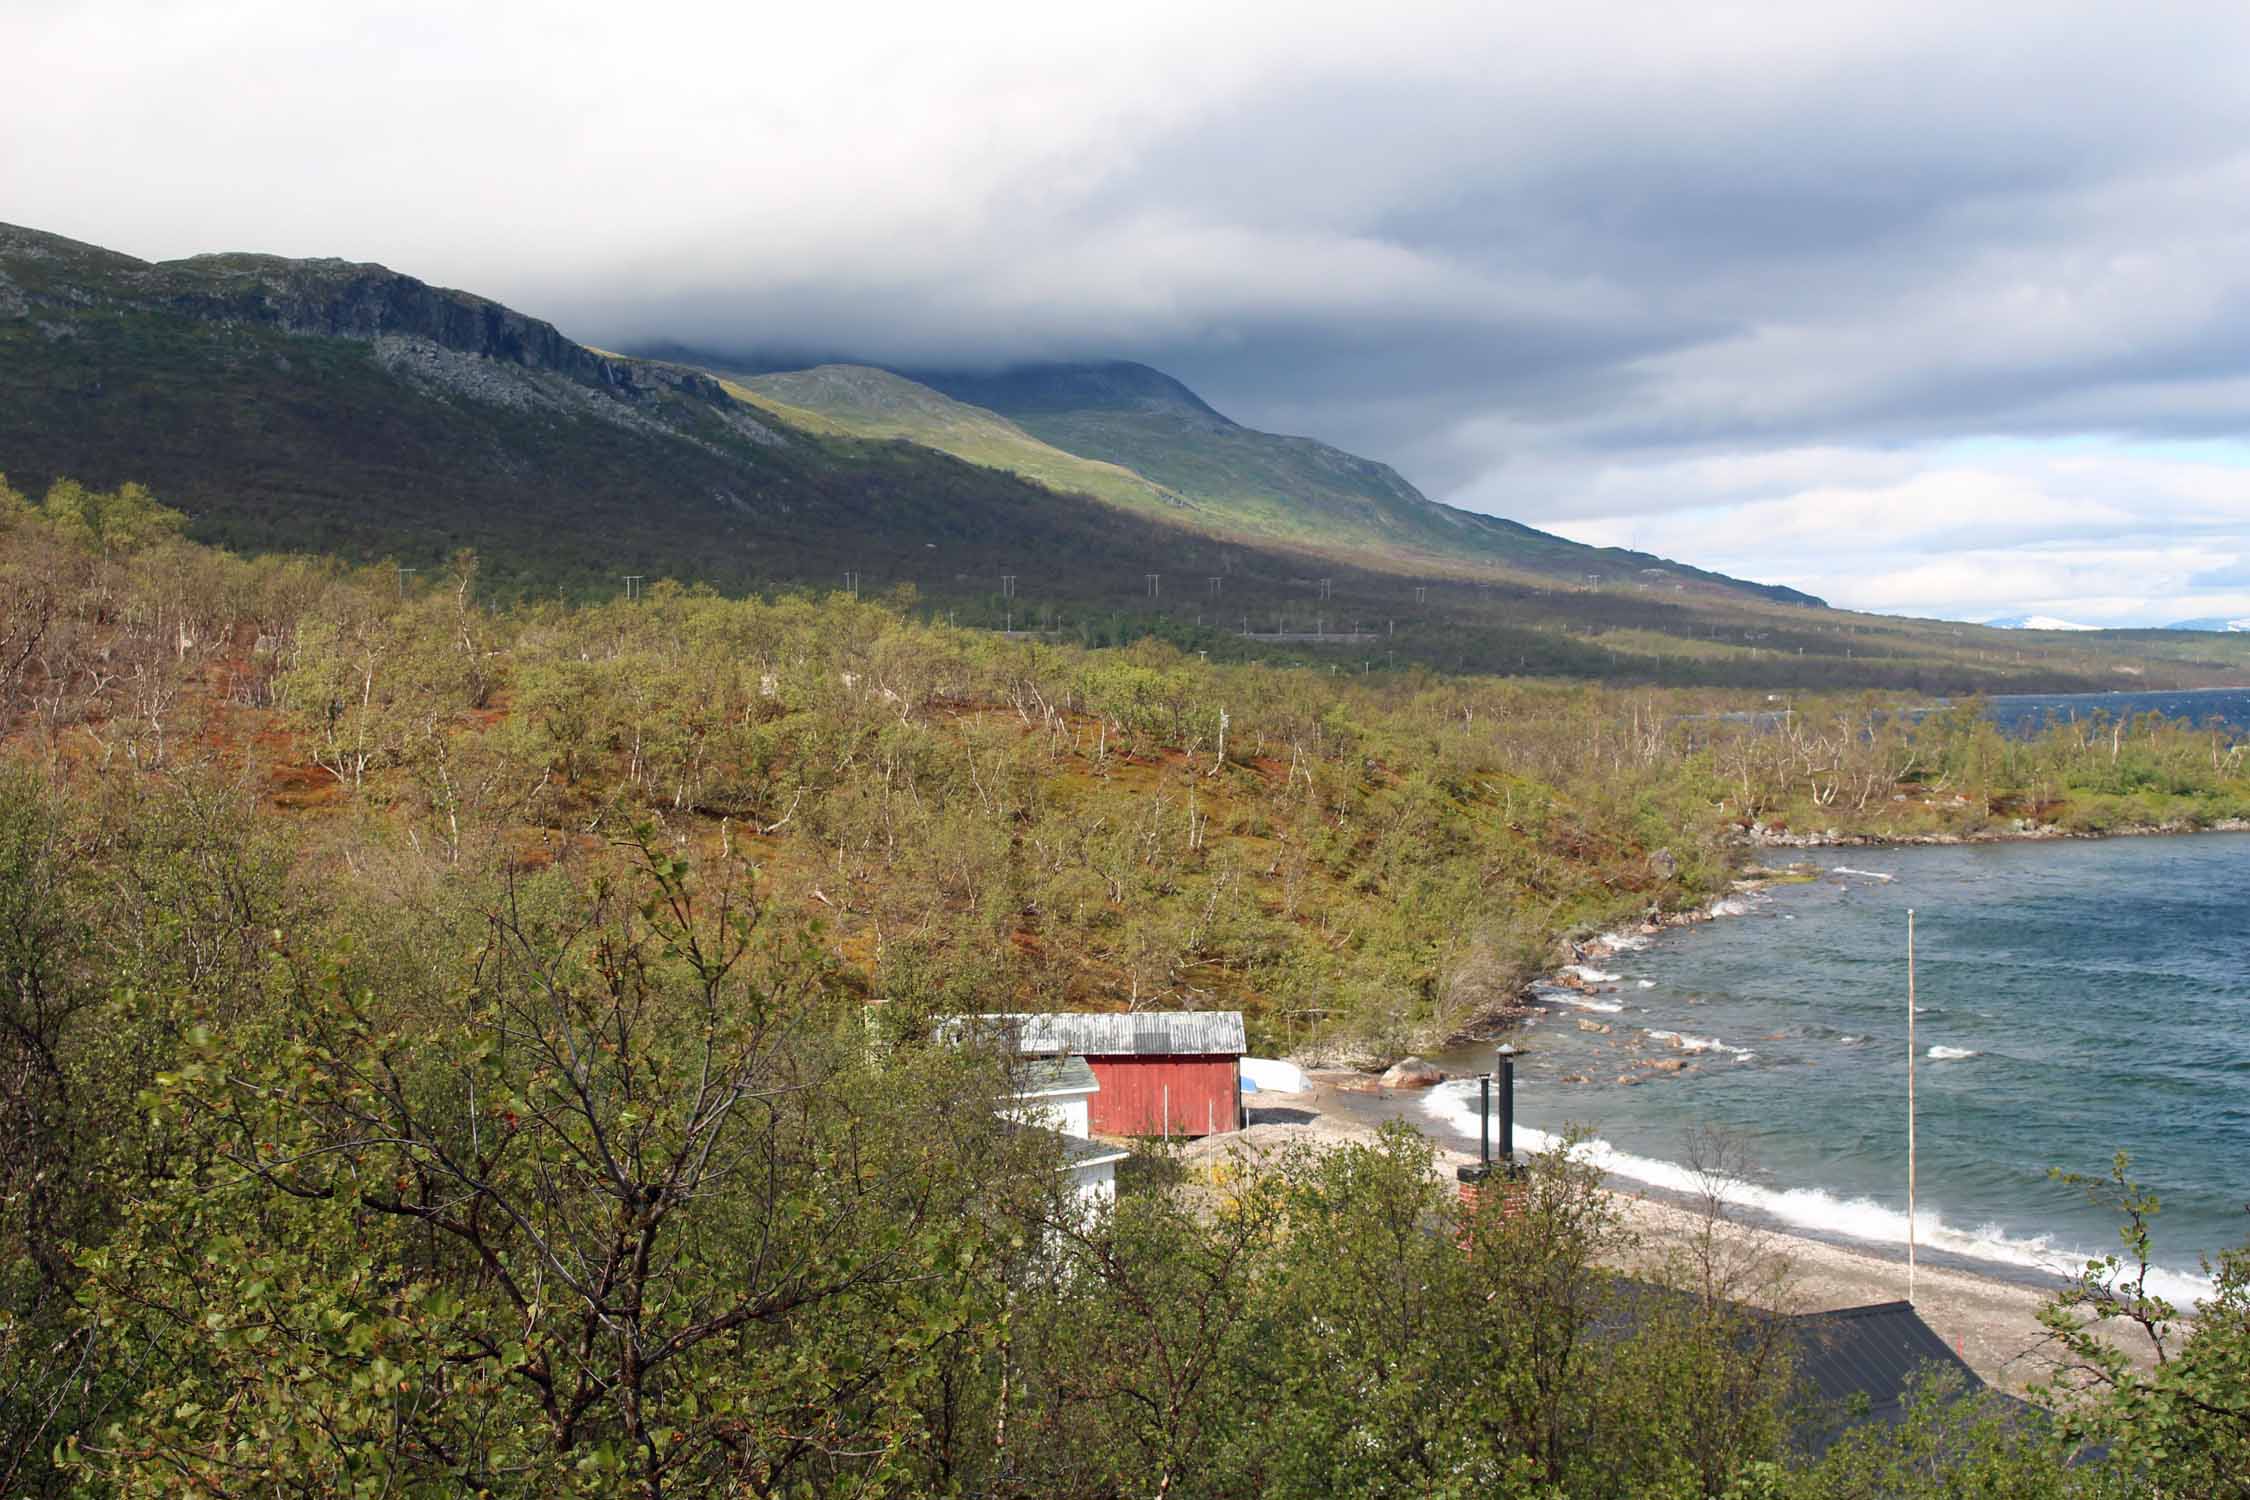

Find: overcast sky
[8,0,2249,626]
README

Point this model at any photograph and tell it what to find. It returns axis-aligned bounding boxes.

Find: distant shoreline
[1741,816,2250,850]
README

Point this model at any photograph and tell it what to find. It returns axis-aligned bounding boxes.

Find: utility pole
[1001,574,1016,599]
[1415,585,1426,604]
[396,566,416,599]
[620,574,645,601]
[844,571,860,598]
[1208,576,1222,597]
[1146,573,1161,600]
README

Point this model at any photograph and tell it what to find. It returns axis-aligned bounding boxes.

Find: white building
[1009,1055,1128,1216]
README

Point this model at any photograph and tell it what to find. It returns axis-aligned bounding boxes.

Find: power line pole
[621,574,645,601]
[1145,573,1161,600]
[1001,574,1016,598]
[396,566,416,599]
[844,571,860,598]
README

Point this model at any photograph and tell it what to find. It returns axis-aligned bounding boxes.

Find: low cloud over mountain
[8,0,2249,622]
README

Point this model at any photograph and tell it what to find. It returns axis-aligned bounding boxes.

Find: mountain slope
[0,224,1262,597]
[28,222,2159,691]
[730,364,1190,518]
[911,362,1823,603]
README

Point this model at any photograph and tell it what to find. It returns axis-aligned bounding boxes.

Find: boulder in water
[1378,1057,1445,1089]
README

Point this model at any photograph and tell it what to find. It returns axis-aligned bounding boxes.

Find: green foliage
[73,833,1054,1495]
[35,477,186,555]
[1784,1372,2116,1498]
[0,498,2244,1493]
[2034,1154,2250,1498]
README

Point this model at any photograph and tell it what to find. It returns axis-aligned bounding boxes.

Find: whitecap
[1647,1028,1756,1061]
[1637,980,1656,989]
[1832,867,1896,882]
[1565,965,1622,984]
[1417,1082,2214,1307]
[1927,1045,1979,1061]
[1708,897,1751,918]
[1539,991,1623,1015]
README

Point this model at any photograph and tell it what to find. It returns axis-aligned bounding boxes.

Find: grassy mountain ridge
[0,222,1286,601]
[675,349,1824,605]
[730,364,1192,518]
[11,221,2249,694]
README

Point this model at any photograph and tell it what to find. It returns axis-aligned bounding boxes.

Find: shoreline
[1738,814,2250,850]
[1188,1078,2158,1396]
[1430,816,2250,1047]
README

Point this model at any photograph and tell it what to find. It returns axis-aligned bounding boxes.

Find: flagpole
[1908,907,1918,1305]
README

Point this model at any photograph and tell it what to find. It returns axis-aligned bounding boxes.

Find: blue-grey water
[1420,834,2250,1301]
[1976,686,2250,736]
[1708,686,2250,739]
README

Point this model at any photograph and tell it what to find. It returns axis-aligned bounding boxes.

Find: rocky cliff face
[0,223,729,406]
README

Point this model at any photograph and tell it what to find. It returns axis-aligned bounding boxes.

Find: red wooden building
[965,1012,1246,1138]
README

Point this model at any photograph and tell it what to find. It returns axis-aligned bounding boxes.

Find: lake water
[1976,686,2250,735]
[1414,833,2250,1304]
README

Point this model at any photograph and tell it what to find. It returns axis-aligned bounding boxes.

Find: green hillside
[11,221,2250,694]
[0,224,1241,601]
[898,361,1822,603]
[732,364,1192,519]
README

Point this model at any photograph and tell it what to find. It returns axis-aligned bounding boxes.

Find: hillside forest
[4,475,2250,1495]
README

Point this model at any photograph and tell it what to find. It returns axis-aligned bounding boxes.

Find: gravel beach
[1178,1073,2161,1397]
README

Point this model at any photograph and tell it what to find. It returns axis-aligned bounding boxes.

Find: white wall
[1014,1090,1093,1140]
[1068,1158,1117,1215]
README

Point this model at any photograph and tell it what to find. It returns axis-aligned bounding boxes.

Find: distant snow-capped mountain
[1985,615,2103,631]
[2163,616,2250,632]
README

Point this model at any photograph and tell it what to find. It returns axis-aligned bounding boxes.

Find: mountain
[26,219,2231,692]
[1987,615,2104,631]
[0,223,1255,598]
[655,349,1821,606]
[2165,616,2250,633]
[731,364,1186,519]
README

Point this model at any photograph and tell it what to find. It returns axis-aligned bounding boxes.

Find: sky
[7,0,2249,627]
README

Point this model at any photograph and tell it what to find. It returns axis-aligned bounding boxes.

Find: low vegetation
[2,475,2248,1494]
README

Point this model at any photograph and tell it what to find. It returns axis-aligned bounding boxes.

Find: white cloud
[10,0,2250,623]
[1542,447,2250,623]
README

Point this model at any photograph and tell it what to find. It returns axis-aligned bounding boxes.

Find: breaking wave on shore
[1417,1080,2215,1306]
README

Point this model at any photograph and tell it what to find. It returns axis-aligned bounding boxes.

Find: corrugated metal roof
[1591,1282,2041,1458]
[948,1011,1247,1057]
[1017,1055,1098,1097]
[1792,1300,1971,1411]
[1788,1300,2051,1456]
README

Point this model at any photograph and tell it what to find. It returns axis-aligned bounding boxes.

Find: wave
[1926,1046,1979,1061]
[1565,965,1622,984]
[1708,897,1752,918]
[1417,1082,2214,1306]
[1647,1029,1756,1061]
[1832,867,1896,882]
[1539,989,1623,1015]
[1637,979,1657,989]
